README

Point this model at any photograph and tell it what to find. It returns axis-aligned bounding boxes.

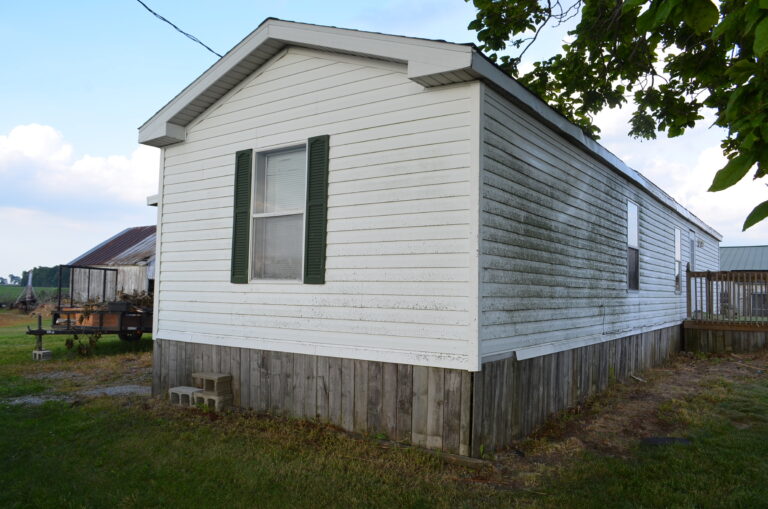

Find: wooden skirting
[153,324,682,457]
[470,324,682,455]
[152,340,472,455]
[683,327,767,354]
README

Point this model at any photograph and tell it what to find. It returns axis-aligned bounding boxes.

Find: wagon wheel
[118,331,143,341]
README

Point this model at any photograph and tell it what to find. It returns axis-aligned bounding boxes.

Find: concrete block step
[191,372,232,396]
[193,391,233,412]
[169,386,203,407]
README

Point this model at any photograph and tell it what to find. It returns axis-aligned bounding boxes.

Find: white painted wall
[157,47,476,369]
[479,87,719,361]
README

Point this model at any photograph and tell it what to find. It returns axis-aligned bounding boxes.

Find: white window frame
[627,201,640,291]
[250,144,307,282]
[674,228,682,292]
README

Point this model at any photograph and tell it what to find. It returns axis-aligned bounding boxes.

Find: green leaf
[622,0,647,13]
[709,153,756,191]
[654,0,678,26]
[755,18,768,56]
[743,200,768,230]
[760,0,768,10]
[683,0,719,33]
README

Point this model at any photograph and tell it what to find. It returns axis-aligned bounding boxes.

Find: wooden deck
[684,270,768,352]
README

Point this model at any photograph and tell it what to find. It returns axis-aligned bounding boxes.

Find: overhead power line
[134,0,223,58]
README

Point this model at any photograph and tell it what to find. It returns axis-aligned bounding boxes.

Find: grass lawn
[0,285,57,306]
[0,309,767,508]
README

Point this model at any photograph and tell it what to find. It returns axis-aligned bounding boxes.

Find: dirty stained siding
[479,87,719,361]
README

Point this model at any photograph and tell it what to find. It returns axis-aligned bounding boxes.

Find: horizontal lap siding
[158,47,474,369]
[479,88,718,360]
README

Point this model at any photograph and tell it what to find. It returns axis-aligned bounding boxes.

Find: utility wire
[134,0,223,58]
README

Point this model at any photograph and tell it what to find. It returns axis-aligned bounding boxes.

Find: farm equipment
[27,265,153,355]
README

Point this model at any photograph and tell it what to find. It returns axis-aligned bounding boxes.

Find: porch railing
[687,269,768,326]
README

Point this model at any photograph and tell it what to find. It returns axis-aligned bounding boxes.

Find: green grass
[0,285,57,306]
[529,380,768,508]
[0,310,767,508]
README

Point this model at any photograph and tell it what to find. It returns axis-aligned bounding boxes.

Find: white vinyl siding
[157,47,475,369]
[478,87,719,361]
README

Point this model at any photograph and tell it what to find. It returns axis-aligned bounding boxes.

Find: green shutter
[304,135,330,284]
[231,149,253,284]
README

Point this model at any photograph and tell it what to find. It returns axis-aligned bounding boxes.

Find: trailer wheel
[118,331,143,341]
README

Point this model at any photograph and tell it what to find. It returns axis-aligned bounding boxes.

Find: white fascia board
[146,194,159,207]
[469,51,722,242]
[267,20,473,78]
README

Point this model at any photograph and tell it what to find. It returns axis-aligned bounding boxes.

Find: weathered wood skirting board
[152,339,472,455]
[152,324,681,457]
[469,324,682,455]
[683,326,767,354]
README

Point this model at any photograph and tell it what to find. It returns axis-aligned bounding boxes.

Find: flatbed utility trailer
[26,265,152,347]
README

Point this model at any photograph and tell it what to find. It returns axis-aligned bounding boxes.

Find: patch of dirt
[79,385,150,397]
[0,311,35,328]
[24,353,152,391]
[489,350,768,488]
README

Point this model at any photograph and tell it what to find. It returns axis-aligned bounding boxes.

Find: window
[230,136,329,285]
[627,201,639,290]
[252,147,306,280]
[674,228,681,292]
[689,230,696,272]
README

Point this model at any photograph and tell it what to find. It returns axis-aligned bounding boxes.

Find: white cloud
[0,123,159,204]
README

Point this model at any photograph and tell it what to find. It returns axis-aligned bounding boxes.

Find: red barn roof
[70,226,156,267]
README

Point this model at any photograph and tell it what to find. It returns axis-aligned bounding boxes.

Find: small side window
[674,228,681,292]
[627,201,639,290]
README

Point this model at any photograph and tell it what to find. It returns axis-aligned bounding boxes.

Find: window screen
[627,201,639,290]
[252,147,306,280]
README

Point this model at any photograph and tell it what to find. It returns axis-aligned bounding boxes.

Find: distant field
[0,286,58,305]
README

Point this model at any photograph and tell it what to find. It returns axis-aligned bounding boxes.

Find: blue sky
[1,1,765,277]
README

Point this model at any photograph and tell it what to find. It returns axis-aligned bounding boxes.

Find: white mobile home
[141,19,720,455]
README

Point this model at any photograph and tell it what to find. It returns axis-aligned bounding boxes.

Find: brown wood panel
[353,359,368,432]
[459,370,472,456]
[239,347,250,409]
[443,369,462,454]
[160,339,169,394]
[230,347,241,406]
[395,363,413,443]
[341,358,355,430]
[426,367,444,450]
[249,349,261,410]
[152,339,162,396]
[316,356,330,422]
[269,351,284,415]
[328,357,343,426]
[381,362,398,439]
[303,354,318,419]
[184,342,194,386]
[411,365,429,447]
[367,361,383,434]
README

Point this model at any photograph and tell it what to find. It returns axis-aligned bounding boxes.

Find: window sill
[248,279,305,285]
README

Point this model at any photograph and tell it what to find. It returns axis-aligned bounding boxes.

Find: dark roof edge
[69,228,130,265]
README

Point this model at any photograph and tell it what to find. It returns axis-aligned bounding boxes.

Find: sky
[1,0,765,278]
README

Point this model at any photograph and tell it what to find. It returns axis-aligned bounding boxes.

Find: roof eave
[138,19,473,148]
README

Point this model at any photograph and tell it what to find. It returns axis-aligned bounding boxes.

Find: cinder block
[192,391,233,412]
[32,350,52,361]
[191,372,232,396]
[168,386,203,407]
